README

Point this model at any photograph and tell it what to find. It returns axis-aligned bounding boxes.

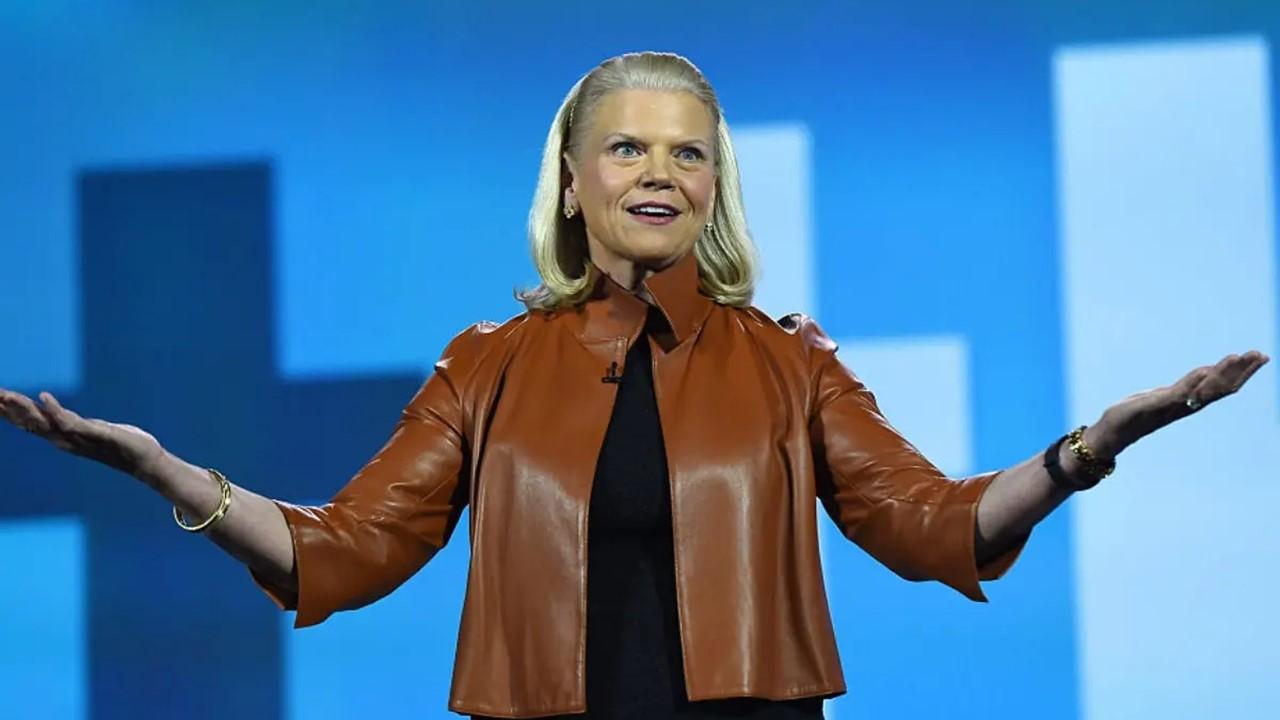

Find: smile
[628,211,679,226]
[626,202,681,225]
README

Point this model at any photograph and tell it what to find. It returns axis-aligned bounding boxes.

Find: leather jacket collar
[570,249,714,346]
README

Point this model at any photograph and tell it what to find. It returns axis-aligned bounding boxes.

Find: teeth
[631,207,675,216]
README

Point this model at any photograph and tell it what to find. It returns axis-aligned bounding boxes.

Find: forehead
[588,89,714,141]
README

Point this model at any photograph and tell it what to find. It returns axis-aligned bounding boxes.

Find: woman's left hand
[1097,349,1270,455]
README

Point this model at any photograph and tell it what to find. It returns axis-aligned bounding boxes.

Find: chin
[621,237,695,266]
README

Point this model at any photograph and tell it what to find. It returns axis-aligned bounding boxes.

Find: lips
[626,201,681,217]
[626,200,681,226]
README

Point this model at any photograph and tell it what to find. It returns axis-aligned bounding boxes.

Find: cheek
[585,163,632,205]
[601,173,637,207]
[684,172,716,208]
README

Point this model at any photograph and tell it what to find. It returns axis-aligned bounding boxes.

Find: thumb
[1174,367,1211,394]
[39,392,80,433]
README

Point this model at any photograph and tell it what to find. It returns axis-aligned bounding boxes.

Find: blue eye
[677,147,704,162]
[611,142,640,158]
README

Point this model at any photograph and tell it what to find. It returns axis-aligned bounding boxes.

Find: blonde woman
[0,52,1267,719]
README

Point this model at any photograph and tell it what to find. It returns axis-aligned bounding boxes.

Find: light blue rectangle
[0,516,86,719]
[733,124,815,320]
[1055,35,1280,719]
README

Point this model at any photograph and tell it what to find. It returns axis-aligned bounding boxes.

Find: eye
[676,147,705,162]
[610,141,641,158]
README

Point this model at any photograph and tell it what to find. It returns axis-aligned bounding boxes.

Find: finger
[0,390,33,418]
[1193,355,1259,401]
[0,394,18,426]
[1,391,53,434]
[1174,366,1213,395]
[39,392,84,434]
[1192,370,1232,400]
[1201,352,1250,381]
[1212,353,1240,373]
[1227,355,1269,393]
[1214,353,1265,390]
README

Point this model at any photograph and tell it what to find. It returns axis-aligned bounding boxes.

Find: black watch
[1043,432,1104,491]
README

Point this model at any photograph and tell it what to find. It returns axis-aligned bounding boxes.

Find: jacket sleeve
[800,315,1028,602]
[247,322,489,628]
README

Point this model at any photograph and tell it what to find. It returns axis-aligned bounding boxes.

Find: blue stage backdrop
[1,2,1277,719]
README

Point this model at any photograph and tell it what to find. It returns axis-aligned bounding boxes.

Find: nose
[639,153,674,189]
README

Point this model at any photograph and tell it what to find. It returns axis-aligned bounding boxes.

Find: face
[563,89,718,280]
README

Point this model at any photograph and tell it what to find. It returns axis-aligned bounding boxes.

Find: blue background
[1,2,1276,718]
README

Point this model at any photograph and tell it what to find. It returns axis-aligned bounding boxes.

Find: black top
[477,307,826,719]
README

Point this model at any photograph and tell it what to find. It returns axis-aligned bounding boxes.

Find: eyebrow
[604,132,712,149]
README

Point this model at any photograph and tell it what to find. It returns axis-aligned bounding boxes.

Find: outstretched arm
[803,304,1268,601]
[974,350,1269,565]
[0,320,491,628]
[0,389,298,591]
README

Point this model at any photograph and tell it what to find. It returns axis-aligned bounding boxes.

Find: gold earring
[564,204,576,219]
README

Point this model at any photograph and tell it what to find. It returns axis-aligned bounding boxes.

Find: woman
[0,51,1268,719]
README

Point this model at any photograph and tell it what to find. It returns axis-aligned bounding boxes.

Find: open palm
[1102,350,1270,453]
[0,389,164,477]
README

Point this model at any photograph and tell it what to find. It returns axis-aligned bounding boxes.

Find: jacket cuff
[246,499,329,629]
[949,470,1031,602]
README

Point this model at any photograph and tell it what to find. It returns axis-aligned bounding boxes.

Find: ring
[1185,396,1202,411]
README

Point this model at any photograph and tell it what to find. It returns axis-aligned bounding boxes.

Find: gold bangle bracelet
[1066,426,1116,481]
[173,468,232,533]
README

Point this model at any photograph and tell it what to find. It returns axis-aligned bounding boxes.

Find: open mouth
[627,206,679,216]
[627,202,681,224]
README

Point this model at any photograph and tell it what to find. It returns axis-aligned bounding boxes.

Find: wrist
[1052,422,1119,490]
[134,447,178,492]
[1082,422,1119,461]
[1086,413,1128,459]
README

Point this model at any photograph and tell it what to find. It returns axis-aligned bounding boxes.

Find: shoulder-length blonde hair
[516,51,758,311]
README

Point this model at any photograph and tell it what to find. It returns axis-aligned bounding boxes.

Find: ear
[561,152,578,197]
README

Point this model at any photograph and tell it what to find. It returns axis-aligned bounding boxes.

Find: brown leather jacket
[248,249,1027,717]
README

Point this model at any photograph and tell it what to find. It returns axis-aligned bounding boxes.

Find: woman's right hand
[0,389,166,480]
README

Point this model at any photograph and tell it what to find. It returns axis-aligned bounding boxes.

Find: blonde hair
[515,51,758,311]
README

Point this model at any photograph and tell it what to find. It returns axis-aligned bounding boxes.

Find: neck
[587,243,686,303]
[575,245,711,348]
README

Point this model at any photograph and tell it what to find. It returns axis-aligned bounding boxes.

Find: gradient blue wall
[1,2,1276,718]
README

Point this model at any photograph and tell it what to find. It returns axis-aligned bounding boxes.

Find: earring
[564,204,576,219]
